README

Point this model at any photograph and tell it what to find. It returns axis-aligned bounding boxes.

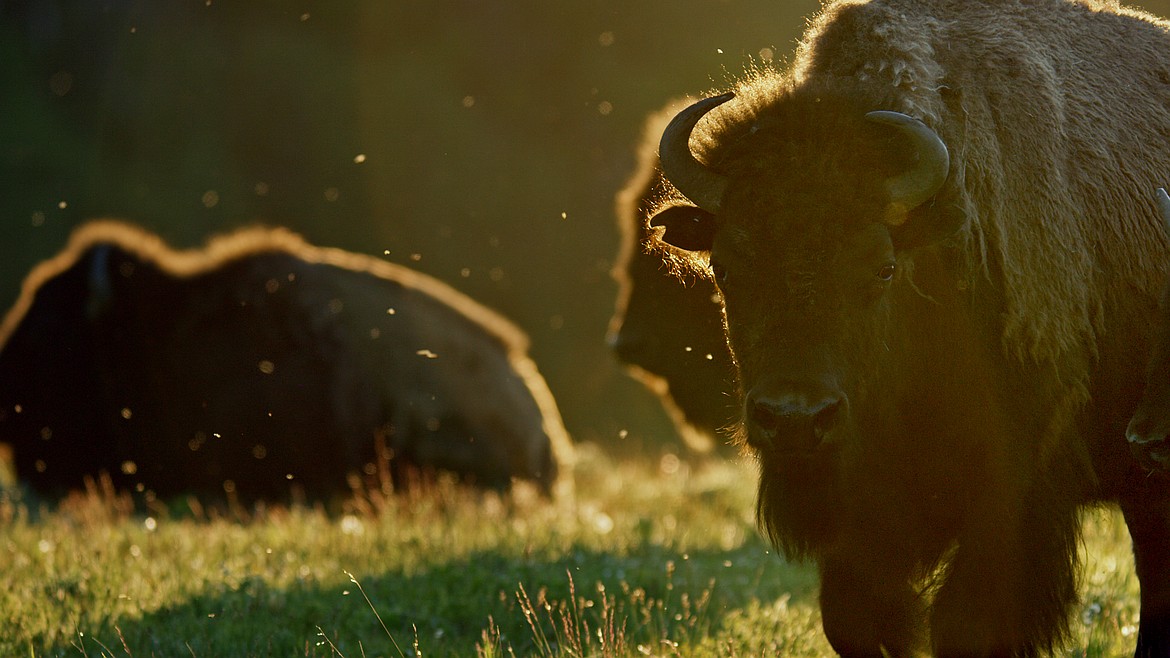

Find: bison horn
[1156,188,1170,238]
[866,111,950,225]
[659,93,735,214]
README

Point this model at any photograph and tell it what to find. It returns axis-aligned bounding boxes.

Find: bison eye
[876,262,896,282]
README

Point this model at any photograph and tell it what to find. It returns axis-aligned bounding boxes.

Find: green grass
[0,445,1143,656]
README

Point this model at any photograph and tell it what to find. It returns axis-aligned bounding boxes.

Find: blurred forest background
[3,0,1170,453]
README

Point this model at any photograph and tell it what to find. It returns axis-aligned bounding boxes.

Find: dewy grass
[0,445,1143,657]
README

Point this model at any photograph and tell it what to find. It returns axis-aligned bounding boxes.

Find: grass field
[0,444,1144,657]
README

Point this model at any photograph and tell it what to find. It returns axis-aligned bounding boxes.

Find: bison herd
[7,0,1170,655]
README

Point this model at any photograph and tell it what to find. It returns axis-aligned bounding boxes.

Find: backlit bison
[1129,188,1170,470]
[0,221,572,502]
[608,100,738,455]
[651,0,1170,655]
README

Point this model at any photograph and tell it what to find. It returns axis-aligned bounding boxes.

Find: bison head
[651,88,956,459]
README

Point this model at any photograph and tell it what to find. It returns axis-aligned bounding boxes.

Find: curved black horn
[1157,188,1170,238]
[659,93,735,213]
[866,111,950,224]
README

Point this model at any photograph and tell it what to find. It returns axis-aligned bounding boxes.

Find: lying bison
[1129,188,1170,470]
[0,221,572,502]
[608,100,739,455]
[651,0,1170,655]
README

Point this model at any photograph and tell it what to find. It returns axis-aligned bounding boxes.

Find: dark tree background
[3,0,1168,452]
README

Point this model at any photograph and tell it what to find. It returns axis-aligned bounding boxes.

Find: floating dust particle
[49,71,72,97]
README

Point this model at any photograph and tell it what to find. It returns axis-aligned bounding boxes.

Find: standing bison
[651,0,1170,655]
[0,221,572,502]
[608,100,739,455]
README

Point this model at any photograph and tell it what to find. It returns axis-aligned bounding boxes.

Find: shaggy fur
[1129,274,1170,467]
[0,221,574,502]
[650,0,1170,655]
[1129,193,1170,468]
[609,100,739,454]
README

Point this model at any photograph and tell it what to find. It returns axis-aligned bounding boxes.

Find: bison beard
[650,0,1170,655]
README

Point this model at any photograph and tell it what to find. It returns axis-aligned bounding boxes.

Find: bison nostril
[812,398,842,438]
[1127,411,1168,448]
[747,389,844,453]
[1128,415,1152,444]
[750,397,783,434]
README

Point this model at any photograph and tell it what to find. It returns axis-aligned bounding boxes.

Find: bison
[608,100,739,455]
[0,220,573,502]
[651,0,1170,655]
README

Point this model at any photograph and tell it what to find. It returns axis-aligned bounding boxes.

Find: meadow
[4,2,1170,655]
[0,444,1144,657]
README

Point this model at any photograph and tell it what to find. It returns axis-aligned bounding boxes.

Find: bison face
[609,209,736,437]
[710,217,897,455]
[652,91,953,459]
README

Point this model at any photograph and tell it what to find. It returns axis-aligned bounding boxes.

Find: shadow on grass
[44,542,819,657]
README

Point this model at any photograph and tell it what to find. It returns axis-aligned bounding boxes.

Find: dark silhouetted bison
[0,221,573,502]
[652,0,1170,655]
[608,100,739,455]
[1130,188,1170,470]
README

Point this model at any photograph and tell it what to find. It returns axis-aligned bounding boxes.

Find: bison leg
[818,554,925,657]
[1119,486,1170,657]
[929,495,1080,657]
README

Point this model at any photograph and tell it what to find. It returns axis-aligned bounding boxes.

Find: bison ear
[649,205,716,252]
